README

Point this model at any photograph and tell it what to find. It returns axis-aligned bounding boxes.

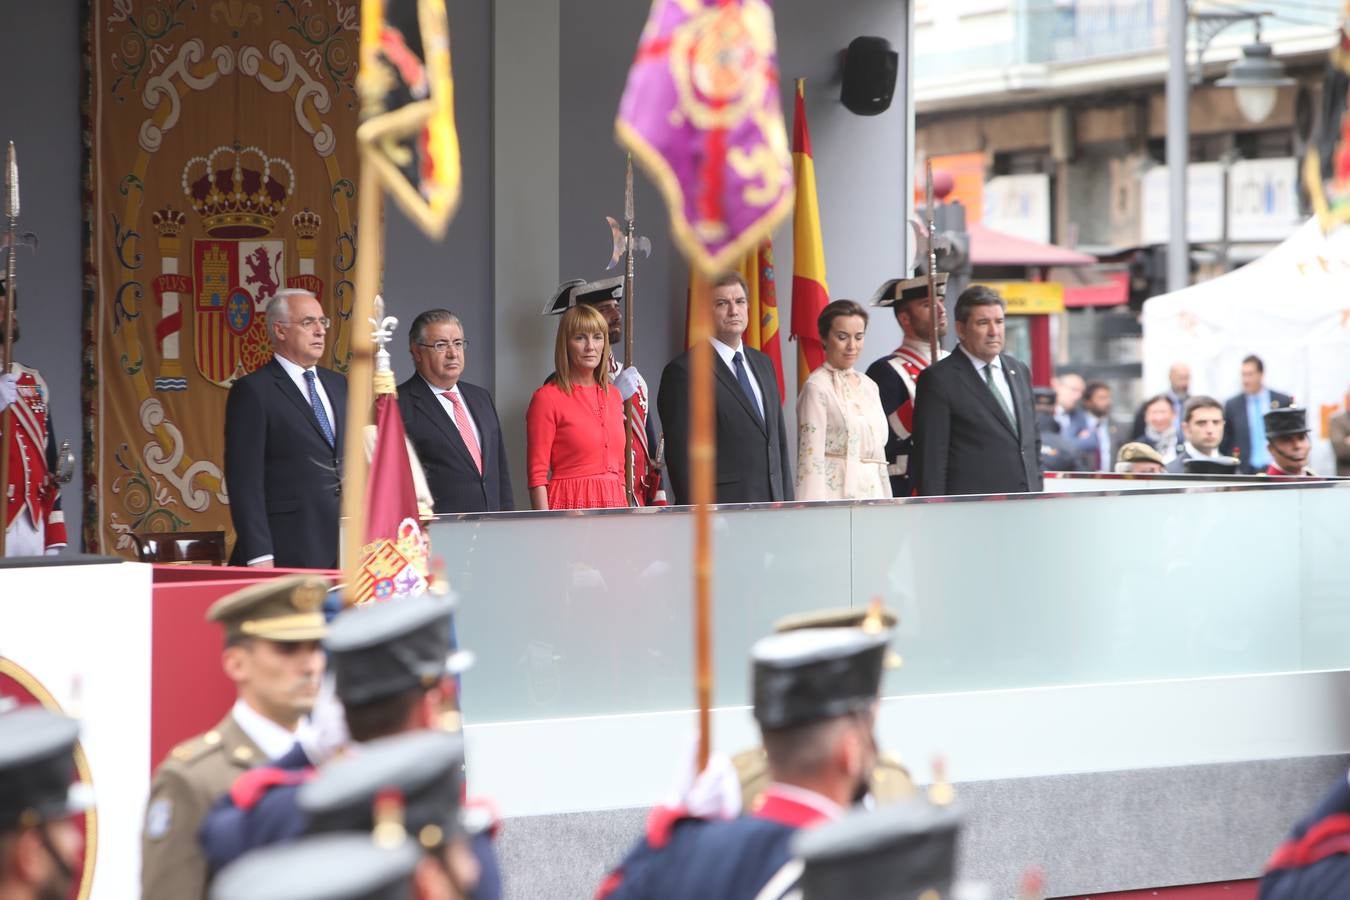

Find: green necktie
[984,362,1014,425]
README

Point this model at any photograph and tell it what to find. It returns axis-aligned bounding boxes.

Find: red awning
[969,222,1098,267]
[1063,270,1129,308]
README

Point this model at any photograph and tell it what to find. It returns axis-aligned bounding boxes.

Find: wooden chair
[130,530,228,566]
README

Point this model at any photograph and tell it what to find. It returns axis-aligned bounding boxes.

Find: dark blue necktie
[733,351,764,425]
[304,369,336,447]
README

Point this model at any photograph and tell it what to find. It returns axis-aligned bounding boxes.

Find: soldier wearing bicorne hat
[141,575,330,900]
[545,277,666,506]
[1263,407,1316,477]
[598,617,895,900]
[0,707,90,899]
[865,272,950,498]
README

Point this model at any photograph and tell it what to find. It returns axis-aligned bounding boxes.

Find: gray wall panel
[0,0,84,546]
[492,754,1350,899]
[383,0,495,387]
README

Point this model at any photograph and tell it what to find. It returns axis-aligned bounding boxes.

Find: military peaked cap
[793,799,963,900]
[752,627,891,730]
[209,834,420,900]
[0,706,87,831]
[325,593,471,706]
[300,730,465,848]
[1264,406,1310,439]
[206,575,330,642]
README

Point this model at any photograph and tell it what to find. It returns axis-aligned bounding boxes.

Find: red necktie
[442,391,483,474]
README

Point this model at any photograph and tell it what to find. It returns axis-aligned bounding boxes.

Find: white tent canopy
[1142,218,1350,475]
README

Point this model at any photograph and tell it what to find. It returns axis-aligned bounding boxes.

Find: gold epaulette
[166,729,225,766]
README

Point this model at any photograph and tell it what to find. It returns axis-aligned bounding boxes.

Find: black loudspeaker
[840,37,898,116]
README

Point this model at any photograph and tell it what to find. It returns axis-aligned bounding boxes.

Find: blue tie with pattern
[733,352,764,425]
[304,369,336,447]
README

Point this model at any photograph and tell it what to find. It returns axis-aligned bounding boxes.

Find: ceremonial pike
[605,154,652,507]
[0,143,18,556]
[924,160,940,363]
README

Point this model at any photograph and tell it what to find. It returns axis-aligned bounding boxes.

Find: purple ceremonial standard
[615,0,794,275]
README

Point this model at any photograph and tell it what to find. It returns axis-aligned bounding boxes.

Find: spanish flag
[685,239,786,401]
[788,78,830,390]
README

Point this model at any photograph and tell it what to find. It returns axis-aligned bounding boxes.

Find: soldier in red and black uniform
[0,287,67,557]
[865,273,949,498]
[545,277,666,506]
[596,620,894,900]
[1262,407,1316,477]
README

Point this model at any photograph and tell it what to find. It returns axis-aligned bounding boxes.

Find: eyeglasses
[417,339,469,353]
[281,316,332,330]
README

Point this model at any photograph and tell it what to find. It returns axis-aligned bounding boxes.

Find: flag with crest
[615,0,794,276]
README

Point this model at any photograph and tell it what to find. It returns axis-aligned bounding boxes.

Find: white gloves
[614,367,642,402]
[663,737,741,821]
[0,373,16,412]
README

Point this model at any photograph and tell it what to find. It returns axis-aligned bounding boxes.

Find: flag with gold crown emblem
[358,0,461,239]
[615,0,794,276]
[354,388,430,604]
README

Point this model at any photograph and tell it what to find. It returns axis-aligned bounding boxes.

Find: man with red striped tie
[397,309,514,513]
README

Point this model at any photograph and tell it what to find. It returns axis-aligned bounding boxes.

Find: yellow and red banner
[358,0,462,239]
[84,2,360,554]
[788,79,829,389]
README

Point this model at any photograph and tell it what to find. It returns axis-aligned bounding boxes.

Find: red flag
[354,393,429,604]
[788,79,830,389]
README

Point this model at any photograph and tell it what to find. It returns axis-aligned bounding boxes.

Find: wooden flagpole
[688,270,715,769]
[341,1,385,601]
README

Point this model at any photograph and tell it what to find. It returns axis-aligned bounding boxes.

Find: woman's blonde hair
[553,304,612,395]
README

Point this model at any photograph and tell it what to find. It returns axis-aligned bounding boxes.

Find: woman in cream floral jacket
[795,299,892,501]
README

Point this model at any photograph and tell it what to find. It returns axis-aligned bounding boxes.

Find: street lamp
[1217,35,1296,124]
[1164,6,1288,292]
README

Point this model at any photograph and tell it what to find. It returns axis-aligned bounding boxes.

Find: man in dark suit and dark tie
[1221,354,1293,473]
[657,272,793,505]
[396,309,513,513]
[225,289,347,569]
[910,285,1042,496]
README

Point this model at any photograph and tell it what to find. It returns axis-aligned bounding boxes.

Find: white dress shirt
[957,344,1015,419]
[274,353,335,429]
[230,698,315,762]
[710,337,765,418]
[424,377,482,451]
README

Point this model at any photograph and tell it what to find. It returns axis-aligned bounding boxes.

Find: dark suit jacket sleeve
[760,354,793,502]
[1221,396,1243,458]
[910,366,950,496]
[1332,415,1350,467]
[657,358,689,505]
[224,376,272,562]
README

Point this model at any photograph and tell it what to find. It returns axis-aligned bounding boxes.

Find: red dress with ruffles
[526,381,627,510]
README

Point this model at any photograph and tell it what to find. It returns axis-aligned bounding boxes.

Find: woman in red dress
[526,304,628,510]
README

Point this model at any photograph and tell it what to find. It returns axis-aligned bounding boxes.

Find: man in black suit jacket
[1221,354,1293,473]
[225,289,347,569]
[658,272,792,505]
[397,309,513,513]
[911,285,1042,496]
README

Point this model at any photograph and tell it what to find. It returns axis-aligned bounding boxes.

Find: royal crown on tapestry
[181,144,295,239]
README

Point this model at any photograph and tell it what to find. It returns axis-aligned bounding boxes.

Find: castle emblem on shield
[143,143,329,391]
